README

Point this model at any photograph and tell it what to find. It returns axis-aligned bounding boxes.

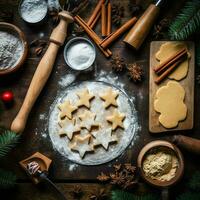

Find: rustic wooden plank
[149,41,195,133]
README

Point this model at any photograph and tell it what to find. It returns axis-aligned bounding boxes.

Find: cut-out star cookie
[70,134,94,158]
[78,110,99,130]
[106,109,125,130]
[76,88,94,108]
[58,118,80,140]
[92,128,118,150]
[99,88,119,108]
[58,100,77,119]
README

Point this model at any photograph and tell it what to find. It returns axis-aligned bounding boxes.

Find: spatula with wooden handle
[11,11,73,133]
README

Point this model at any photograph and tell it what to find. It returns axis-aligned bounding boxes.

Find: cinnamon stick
[90,11,101,29]
[154,48,187,73]
[155,55,187,84]
[107,1,112,35]
[87,0,105,27]
[101,3,107,37]
[74,15,112,58]
[100,17,138,49]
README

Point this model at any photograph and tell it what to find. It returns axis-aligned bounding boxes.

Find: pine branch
[0,168,16,189]
[168,0,200,40]
[189,171,200,191]
[177,192,200,200]
[111,190,158,200]
[0,130,19,158]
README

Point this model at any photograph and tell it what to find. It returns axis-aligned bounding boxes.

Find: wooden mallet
[11,11,73,133]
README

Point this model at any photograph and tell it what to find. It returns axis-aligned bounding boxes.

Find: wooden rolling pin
[11,11,74,133]
[124,0,164,50]
[172,135,200,155]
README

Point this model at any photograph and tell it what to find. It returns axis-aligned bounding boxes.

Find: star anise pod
[110,172,126,185]
[70,185,83,199]
[113,164,122,172]
[124,163,136,173]
[97,172,110,182]
[127,63,143,82]
[153,18,170,39]
[89,188,107,200]
[110,55,126,72]
[112,3,124,27]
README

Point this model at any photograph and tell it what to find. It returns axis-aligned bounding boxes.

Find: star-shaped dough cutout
[92,128,118,150]
[58,118,80,140]
[58,100,77,119]
[106,110,125,130]
[78,110,99,130]
[99,88,119,108]
[76,89,94,108]
[70,134,94,158]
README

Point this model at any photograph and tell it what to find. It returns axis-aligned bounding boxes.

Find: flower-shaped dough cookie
[154,81,187,128]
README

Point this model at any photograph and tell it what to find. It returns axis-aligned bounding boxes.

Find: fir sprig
[111,190,158,200]
[0,130,19,158]
[168,0,200,40]
[0,168,16,189]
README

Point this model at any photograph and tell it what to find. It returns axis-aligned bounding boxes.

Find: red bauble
[1,91,14,103]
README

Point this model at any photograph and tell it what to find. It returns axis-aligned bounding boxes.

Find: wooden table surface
[0,0,200,199]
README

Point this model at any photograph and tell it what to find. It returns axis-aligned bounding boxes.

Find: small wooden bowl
[137,140,184,188]
[0,22,28,76]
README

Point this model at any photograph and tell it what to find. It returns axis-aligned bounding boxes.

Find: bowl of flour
[0,22,28,75]
[64,37,96,71]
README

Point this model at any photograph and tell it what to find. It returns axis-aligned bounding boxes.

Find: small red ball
[1,91,14,103]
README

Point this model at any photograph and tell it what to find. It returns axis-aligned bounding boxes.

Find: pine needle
[189,171,200,191]
[168,0,200,40]
[0,168,16,189]
[111,190,158,200]
[0,130,19,158]
[177,192,200,200]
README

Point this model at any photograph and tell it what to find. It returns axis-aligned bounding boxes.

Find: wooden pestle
[123,4,160,50]
[11,11,74,133]
[172,135,200,155]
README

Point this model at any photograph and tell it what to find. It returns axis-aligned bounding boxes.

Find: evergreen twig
[168,0,200,40]
[189,171,200,191]
[111,190,158,200]
[0,130,19,158]
[0,168,16,189]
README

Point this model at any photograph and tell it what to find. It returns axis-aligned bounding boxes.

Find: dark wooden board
[149,41,195,133]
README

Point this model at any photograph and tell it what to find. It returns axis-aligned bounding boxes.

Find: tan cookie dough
[156,42,190,80]
[99,87,119,108]
[154,81,187,128]
[58,100,77,119]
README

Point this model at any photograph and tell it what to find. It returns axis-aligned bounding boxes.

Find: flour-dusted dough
[154,81,187,128]
[76,88,94,108]
[156,42,190,80]
[99,87,119,108]
[106,109,125,130]
[58,100,77,119]
[70,134,94,158]
[92,128,118,150]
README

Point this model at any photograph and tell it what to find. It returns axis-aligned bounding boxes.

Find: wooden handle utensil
[11,11,73,133]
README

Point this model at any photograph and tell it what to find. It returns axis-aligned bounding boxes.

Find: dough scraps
[76,88,94,108]
[92,128,118,150]
[78,110,99,131]
[58,118,80,140]
[58,100,77,119]
[106,109,125,130]
[70,134,94,158]
[154,81,187,128]
[99,87,119,108]
[155,42,190,80]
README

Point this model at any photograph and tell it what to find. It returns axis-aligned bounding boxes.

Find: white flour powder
[20,0,47,23]
[0,31,23,70]
[66,41,95,70]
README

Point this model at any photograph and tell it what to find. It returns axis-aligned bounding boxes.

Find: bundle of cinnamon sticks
[153,48,188,84]
[74,0,138,58]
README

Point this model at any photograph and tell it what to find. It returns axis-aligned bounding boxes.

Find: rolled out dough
[154,81,187,128]
[156,42,190,80]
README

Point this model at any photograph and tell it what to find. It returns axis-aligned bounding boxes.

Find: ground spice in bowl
[142,147,179,182]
